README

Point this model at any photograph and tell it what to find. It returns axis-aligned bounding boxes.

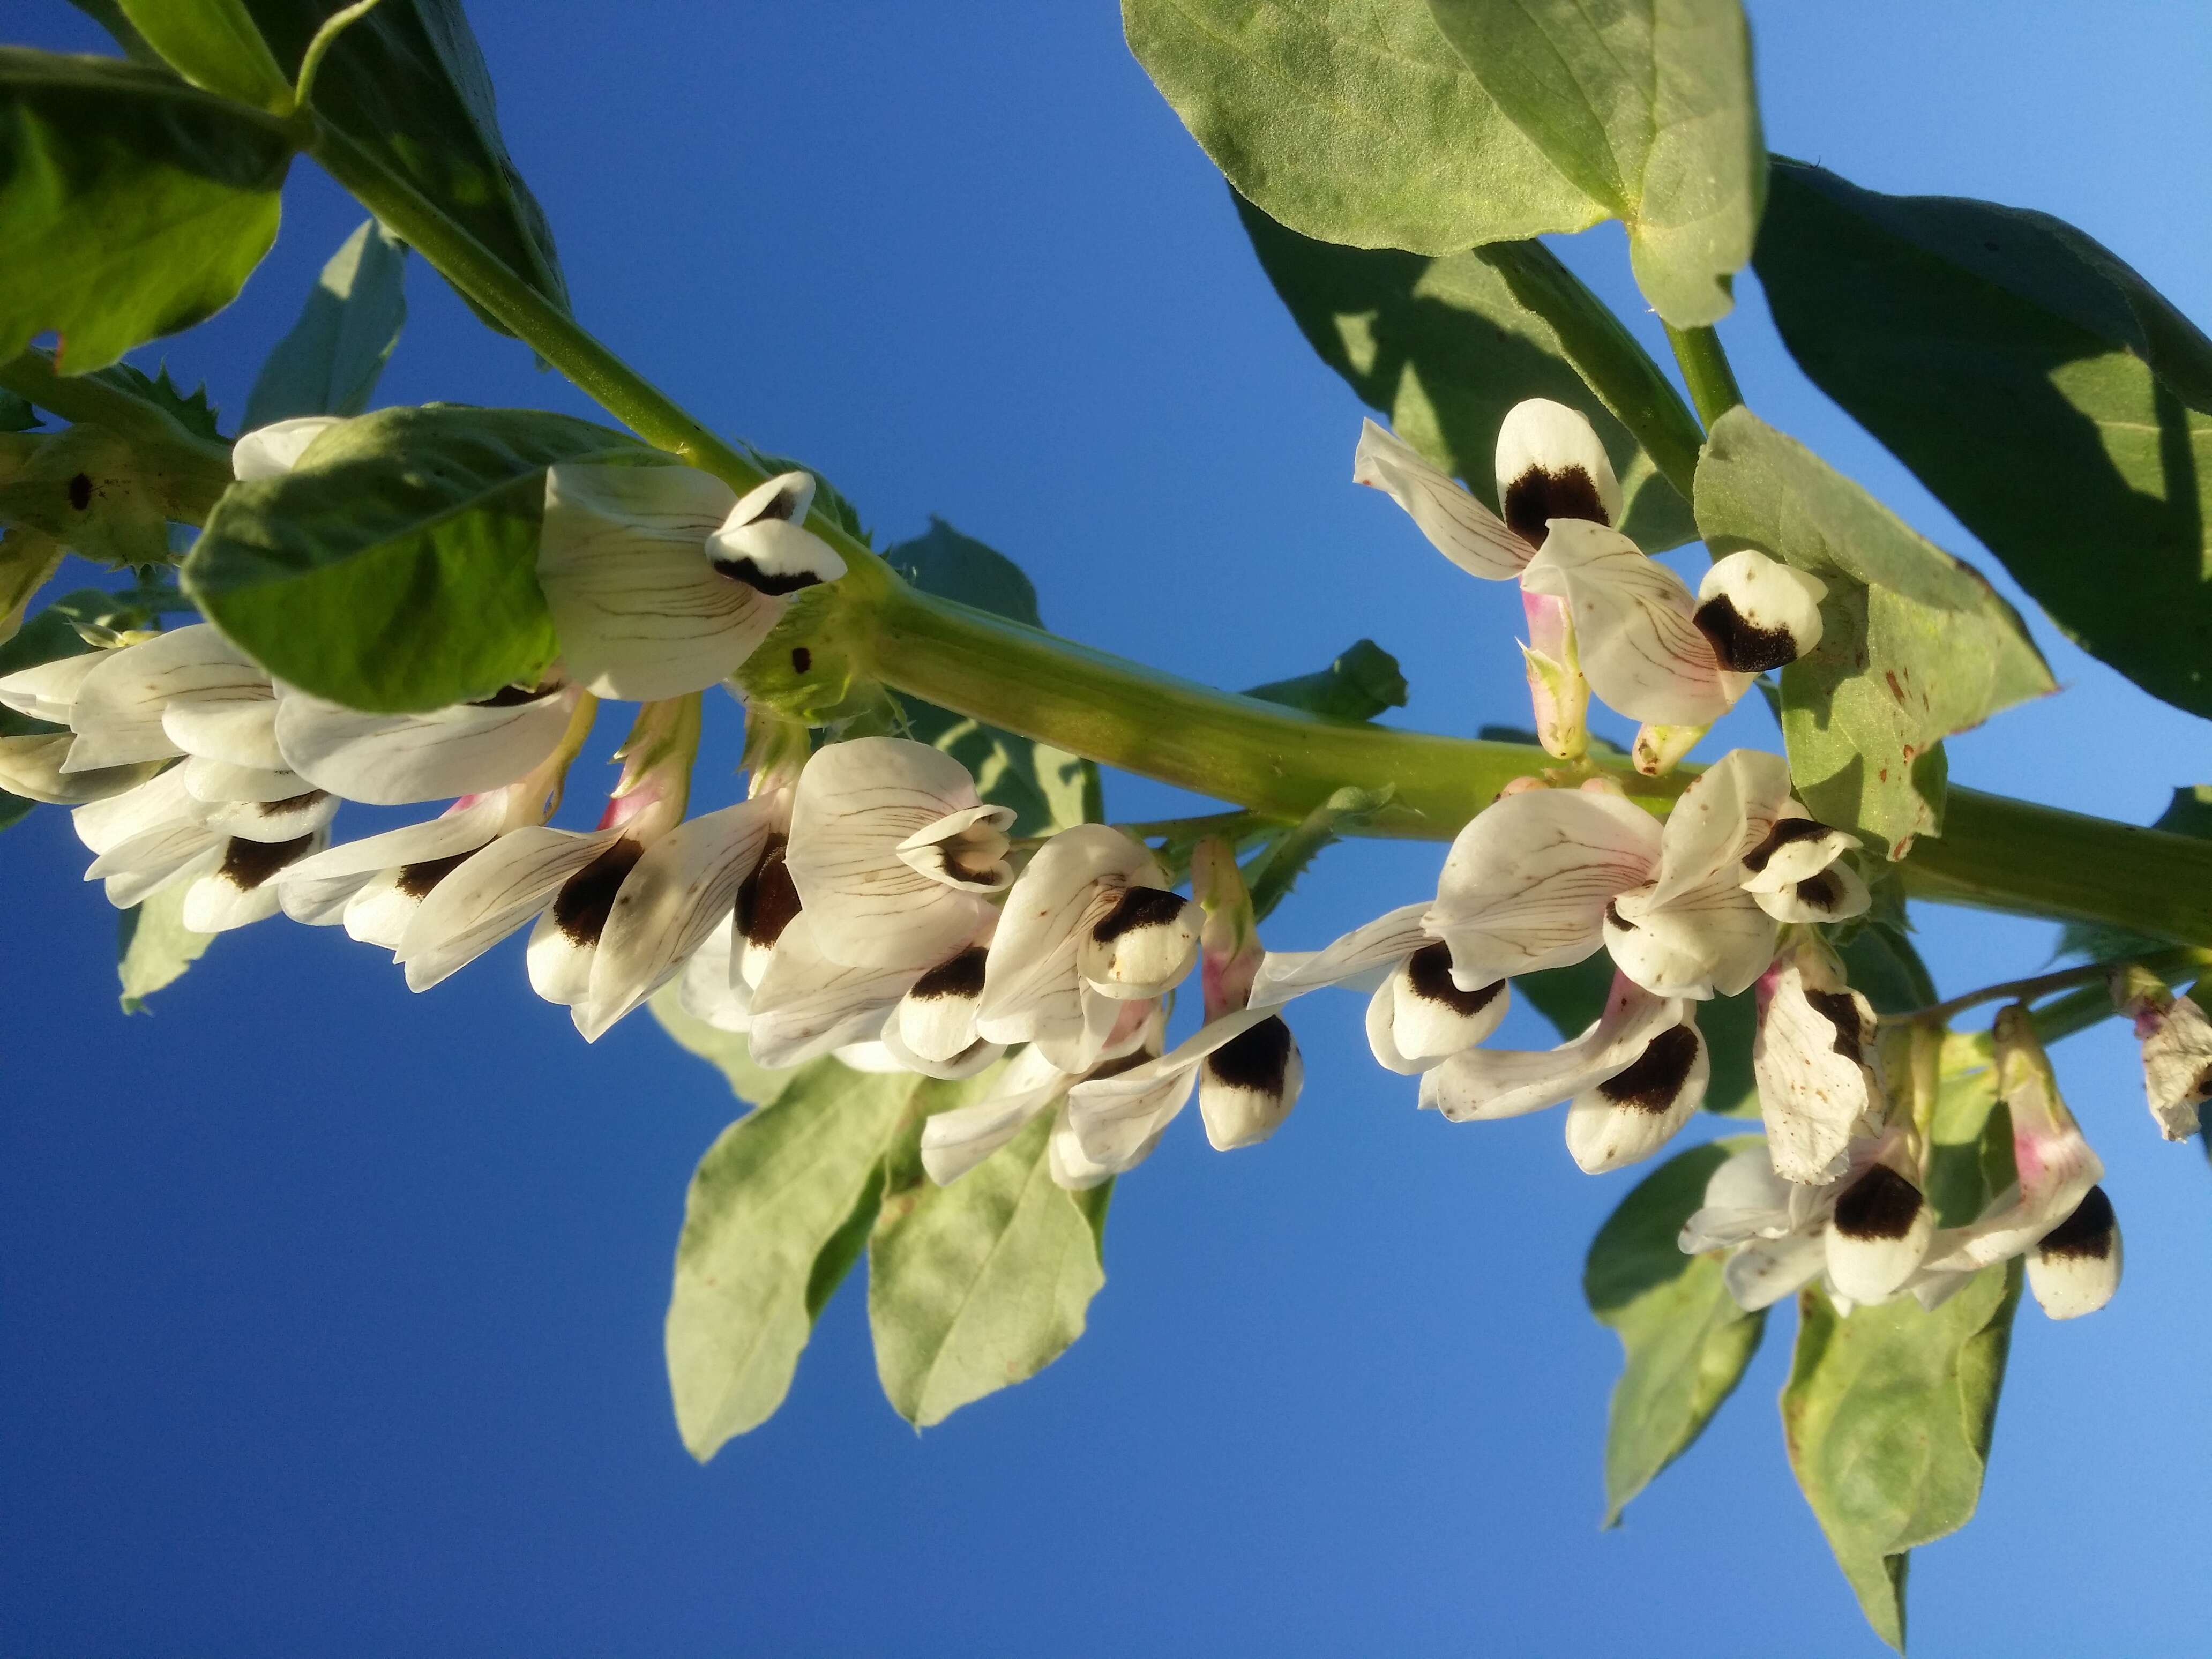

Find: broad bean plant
[5,1,2210,1647]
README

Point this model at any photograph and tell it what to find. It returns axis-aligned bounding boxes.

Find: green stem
[1902,946,2212,1028]
[1663,323,1745,429]
[1481,243,1706,499]
[304,115,2212,954]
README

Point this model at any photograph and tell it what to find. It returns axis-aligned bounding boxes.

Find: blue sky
[5,2,2211,1653]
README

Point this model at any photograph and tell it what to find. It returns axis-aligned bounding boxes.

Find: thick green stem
[305,114,2212,953]
[1478,243,1706,498]
[1664,323,1745,429]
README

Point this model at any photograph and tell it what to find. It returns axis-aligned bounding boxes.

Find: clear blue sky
[5,3,2210,1653]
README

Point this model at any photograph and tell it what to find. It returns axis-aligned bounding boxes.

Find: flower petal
[0,733,162,805]
[1493,398,1624,540]
[1197,1012,1303,1150]
[1739,813,1860,894]
[1750,859,1871,925]
[193,787,338,844]
[1752,953,1881,1185]
[274,685,577,807]
[918,1045,1071,1185]
[1563,1015,1708,1172]
[1648,748,1793,908]
[1723,1232,1828,1312]
[1365,943,1508,1073]
[2025,1185,2121,1319]
[63,625,266,771]
[678,917,753,1032]
[745,913,920,1068]
[538,462,779,700]
[1694,549,1827,673]
[73,766,198,856]
[1679,1143,1796,1253]
[279,799,506,885]
[0,648,104,724]
[1605,876,1778,999]
[1352,418,1531,580]
[1428,787,1660,984]
[1418,973,1680,1123]
[160,691,284,771]
[1822,1162,1934,1304]
[92,826,221,908]
[1248,901,1431,1008]
[1519,521,1733,727]
[395,825,621,991]
[180,755,313,804]
[231,416,341,480]
[705,473,848,594]
[180,831,326,932]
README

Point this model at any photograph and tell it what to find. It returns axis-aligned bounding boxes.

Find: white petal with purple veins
[274,686,577,806]
[1519,522,1732,727]
[1352,419,1531,580]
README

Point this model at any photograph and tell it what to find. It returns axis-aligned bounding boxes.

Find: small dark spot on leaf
[67,472,92,511]
[791,646,812,674]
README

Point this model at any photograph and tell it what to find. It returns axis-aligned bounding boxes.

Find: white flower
[55,623,281,773]
[272,683,587,806]
[784,736,1013,970]
[2024,1185,2123,1320]
[2112,965,2212,1140]
[0,731,163,805]
[1250,902,1511,1074]
[231,416,341,480]
[1679,1140,1836,1311]
[1417,970,1708,1173]
[975,822,1200,1073]
[537,464,843,701]
[921,1005,1162,1190]
[1750,938,1883,1185]
[72,765,325,929]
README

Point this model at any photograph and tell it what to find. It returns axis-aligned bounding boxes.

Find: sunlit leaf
[185,404,646,712]
[1124,0,1602,256]
[1757,159,2212,720]
[1694,408,2056,857]
[115,0,292,110]
[1243,637,1407,723]
[1235,193,1698,549]
[1583,1137,1765,1525]
[1424,0,1765,327]
[243,218,409,429]
[117,881,214,1012]
[0,49,292,373]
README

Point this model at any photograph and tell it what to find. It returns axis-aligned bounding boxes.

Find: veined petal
[396,825,622,991]
[275,685,578,806]
[195,787,338,844]
[1723,1232,1828,1312]
[528,838,648,1008]
[73,766,198,856]
[1065,1050,1202,1176]
[679,918,753,1032]
[919,1045,1072,1185]
[279,798,506,885]
[1739,811,1859,893]
[180,831,325,932]
[576,798,781,1041]
[875,1017,1003,1082]
[539,462,779,700]
[181,754,313,804]
[1352,418,1530,580]
[895,803,1015,894]
[1047,1108,1119,1192]
[1249,901,1430,1007]
[231,416,340,480]
[0,733,162,805]
[2116,969,2212,1140]
[1428,788,1659,984]
[64,625,267,771]
[787,736,999,969]
[1520,521,1732,727]
[0,648,105,724]
[1694,549,1827,673]
[1563,1015,1708,1172]
[1648,748,1793,908]
[1753,954,1881,1185]
[1679,1142,1797,1253]
[1366,943,1508,1073]
[1418,974,1680,1123]
[160,692,283,771]
[92,824,222,908]
[1605,877,1778,1000]
[1494,398,1624,541]
[745,913,920,1068]
[279,868,372,927]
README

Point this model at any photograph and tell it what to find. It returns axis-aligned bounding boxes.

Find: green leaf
[1243,637,1407,723]
[63,1,167,69]
[1836,921,1938,1017]
[2059,786,2212,960]
[243,218,408,429]
[1235,192,1699,547]
[0,49,292,373]
[1694,408,2056,858]
[1584,1137,1765,1525]
[91,361,225,443]
[1124,0,1602,256]
[869,1104,1112,1429]
[1424,0,1765,327]
[0,391,36,431]
[0,526,65,640]
[1518,954,1758,1117]
[0,424,177,566]
[885,518,1102,834]
[1756,159,2212,721]
[115,0,293,110]
[665,1058,926,1462]
[184,404,643,712]
[1780,1263,2023,1653]
[241,0,569,336]
[117,881,214,1011]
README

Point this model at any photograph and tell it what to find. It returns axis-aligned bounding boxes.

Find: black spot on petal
[67,472,92,511]
[736,836,801,948]
[1405,941,1503,1016]
[551,838,645,947]
[1205,1016,1293,1095]
[751,484,803,523]
[790,646,812,674]
[1605,900,1635,932]
[2037,1185,2116,1261]
[1087,1048,1155,1083]
[910,945,987,1002]
[219,833,314,892]
[1502,465,1608,545]
[1597,1025,1701,1114]
[1834,1164,1924,1242]
[709,554,821,596]
[468,683,554,708]
[1805,989,1866,1066]
[254,790,325,818]
[1742,815,1834,874]
[1693,593,1800,672]
[1091,885,1188,944]
[397,849,473,899]
[1794,870,1844,912]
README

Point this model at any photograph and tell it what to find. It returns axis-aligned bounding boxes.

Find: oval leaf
[1236,192,1699,549]
[184,405,642,711]
[1693,408,2056,857]
[243,217,409,428]
[1424,0,1765,327]
[1584,1137,1766,1525]
[0,49,292,373]
[1756,158,2212,721]
[1124,0,1603,255]
[115,0,293,109]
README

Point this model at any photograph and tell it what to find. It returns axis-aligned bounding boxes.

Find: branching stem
[1899,946,2212,1028]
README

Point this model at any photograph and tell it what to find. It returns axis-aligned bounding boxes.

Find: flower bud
[1631,721,1705,777]
[1693,549,1827,672]
[2027,1184,2122,1320]
[1823,1160,1933,1304]
[1081,885,1201,999]
[1198,1013,1303,1150]
[1520,588,1589,762]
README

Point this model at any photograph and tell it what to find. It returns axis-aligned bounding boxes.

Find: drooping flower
[2111,964,2212,1140]
[975,822,1201,1073]
[537,464,844,701]
[1418,970,1708,1173]
[1749,935,1884,1185]
[272,682,587,808]
[72,765,325,930]
[2024,1184,2123,1320]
